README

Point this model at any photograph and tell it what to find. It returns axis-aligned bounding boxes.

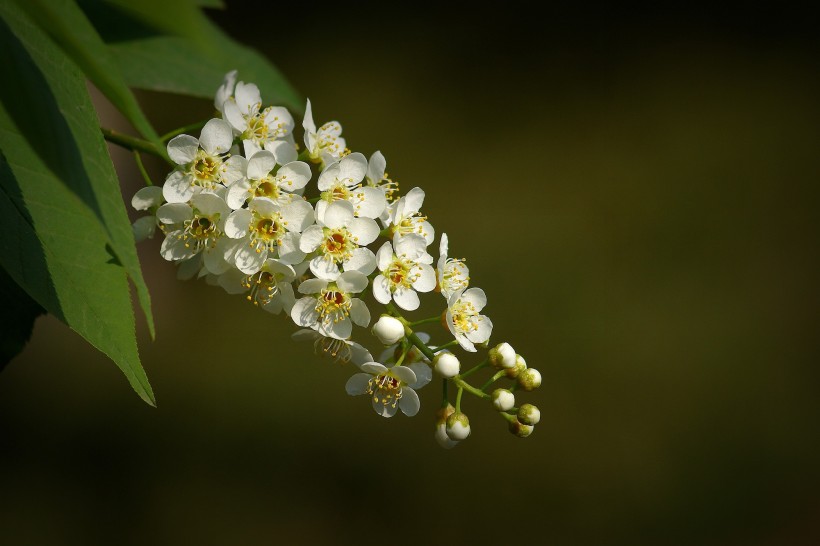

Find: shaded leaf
[0,3,155,405]
[0,264,45,371]
[14,0,165,153]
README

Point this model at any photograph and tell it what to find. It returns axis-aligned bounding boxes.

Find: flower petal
[412,264,437,293]
[247,150,276,180]
[398,387,420,417]
[361,362,388,374]
[234,243,265,274]
[345,373,372,396]
[367,150,386,183]
[131,186,164,211]
[323,200,354,229]
[349,298,370,328]
[278,232,306,265]
[156,203,193,225]
[347,217,379,246]
[376,241,393,272]
[354,186,387,219]
[277,161,311,191]
[226,179,251,210]
[162,171,195,204]
[167,134,198,165]
[408,362,432,389]
[310,255,340,281]
[266,139,297,165]
[391,365,417,385]
[337,270,368,293]
[343,247,376,276]
[393,286,420,311]
[291,297,319,328]
[281,199,314,233]
[225,209,251,238]
[372,275,392,304]
[339,152,367,183]
[299,225,324,253]
[461,287,487,312]
[199,118,233,155]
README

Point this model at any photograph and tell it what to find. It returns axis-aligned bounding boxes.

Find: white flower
[214,70,237,113]
[131,186,164,242]
[290,270,371,339]
[222,81,294,147]
[445,287,493,352]
[224,148,311,209]
[156,192,235,274]
[437,233,469,299]
[345,360,431,418]
[299,200,379,281]
[292,328,374,364]
[224,196,313,274]
[371,315,405,345]
[372,234,436,311]
[217,258,296,315]
[491,389,515,412]
[316,153,386,221]
[446,412,471,440]
[387,187,435,246]
[163,119,234,203]
[302,98,346,165]
[365,150,399,203]
[432,352,460,378]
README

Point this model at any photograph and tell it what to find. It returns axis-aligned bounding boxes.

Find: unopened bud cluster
[131,72,544,448]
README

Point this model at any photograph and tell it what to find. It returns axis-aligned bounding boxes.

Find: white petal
[234,243,265,274]
[367,150,386,183]
[317,162,340,191]
[347,217,379,246]
[277,232,306,264]
[299,225,324,253]
[343,248,376,276]
[248,196,279,218]
[354,186,387,219]
[160,231,195,261]
[277,161,311,191]
[337,270,368,293]
[372,275,392,304]
[203,239,232,274]
[156,202,193,225]
[350,342,374,366]
[462,287,487,312]
[222,100,245,133]
[403,187,425,215]
[217,267,247,295]
[439,232,449,259]
[162,171,195,204]
[395,233,426,260]
[419,220,435,246]
[302,98,316,136]
[291,297,319,327]
[176,254,202,280]
[266,140,298,165]
[323,200,354,229]
[199,118,233,155]
[412,264,437,293]
[167,135,198,165]
[339,152,367,183]
[361,362,388,374]
[349,299,370,328]
[322,317,352,340]
[226,179,251,210]
[310,255,340,281]
[267,259,296,281]
[393,286,420,311]
[345,373,372,396]
[281,199,314,233]
[466,316,493,344]
[234,81,261,114]
[376,241,393,272]
[223,155,247,186]
[298,278,328,295]
[391,365,417,385]
[132,216,156,242]
[214,70,236,111]
[398,387,420,417]
[247,150,276,180]
[407,363,432,389]
[242,139,263,159]
[372,398,399,418]
[225,209,251,238]
[131,186,164,211]
[456,332,476,352]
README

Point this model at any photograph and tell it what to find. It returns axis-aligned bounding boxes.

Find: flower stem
[133,151,153,187]
[453,377,490,400]
[102,127,171,164]
[455,386,464,413]
[441,378,449,407]
[459,359,488,378]
[410,316,442,327]
[480,370,506,391]
[433,340,459,352]
[159,120,208,142]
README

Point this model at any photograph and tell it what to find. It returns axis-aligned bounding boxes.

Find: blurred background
[2,3,819,545]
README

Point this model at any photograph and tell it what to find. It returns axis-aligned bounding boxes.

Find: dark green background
[2,4,818,545]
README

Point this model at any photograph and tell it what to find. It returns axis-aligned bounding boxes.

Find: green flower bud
[508,419,534,438]
[517,403,540,425]
[445,412,471,441]
[504,354,527,379]
[491,388,515,411]
[517,368,542,391]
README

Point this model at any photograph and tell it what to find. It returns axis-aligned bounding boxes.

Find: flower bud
[372,315,404,345]
[517,403,540,425]
[518,368,542,391]
[433,352,460,378]
[489,342,517,369]
[445,412,471,441]
[508,419,534,438]
[435,422,459,449]
[491,388,515,411]
[504,354,527,379]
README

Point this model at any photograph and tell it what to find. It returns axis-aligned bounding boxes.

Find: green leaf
[0,3,155,405]
[0,264,45,371]
[13,0,165,153]
[85,0,302,113]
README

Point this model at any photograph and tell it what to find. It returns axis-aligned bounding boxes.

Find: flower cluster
[132,71,542,447]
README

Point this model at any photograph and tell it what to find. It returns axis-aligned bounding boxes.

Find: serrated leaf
[0,3,155,405]
[0,264,45,371]
[86,0,302,113]
[13,0,164,154]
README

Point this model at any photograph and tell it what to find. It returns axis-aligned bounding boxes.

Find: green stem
[159,120,208,142]
[102,127,170,164]
[480,370,506,392]
[387,303,436,362]
[133,151,153,187]
[459,359,489,379]
[441,378,449,408]
[455,386,464,413]
[410,316,442,327]
[433,340,459,352]
[453,377,490,400]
